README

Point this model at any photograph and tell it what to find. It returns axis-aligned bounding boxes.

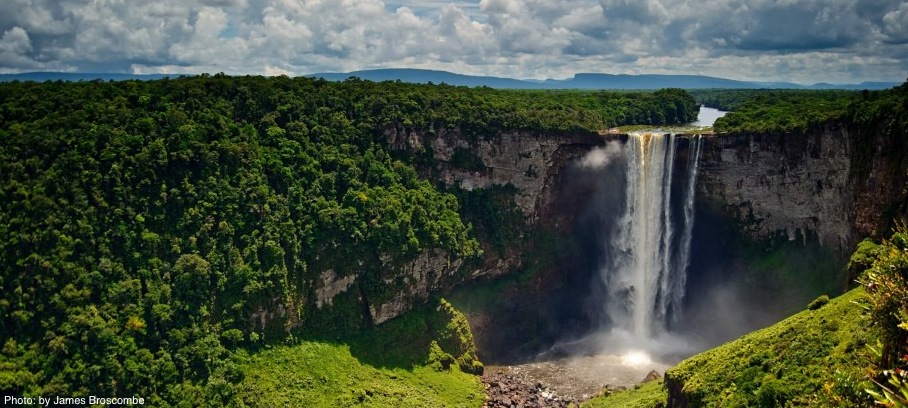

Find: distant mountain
[310,69,900,90]
[2,70,900,90]
[0,72,172,82]
[544,73,759,89]
[308,68,536,88]
[804,81,902,90]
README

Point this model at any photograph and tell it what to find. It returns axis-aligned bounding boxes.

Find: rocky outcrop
[368,249,464,324]
[315,269,356,308]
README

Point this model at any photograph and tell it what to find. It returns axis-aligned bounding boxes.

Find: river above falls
[690,106,727,127]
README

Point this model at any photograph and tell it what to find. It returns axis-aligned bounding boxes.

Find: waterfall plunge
[601,133,702,340]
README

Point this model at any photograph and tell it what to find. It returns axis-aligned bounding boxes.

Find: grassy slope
[232,342,483,407]
[584,288,874,407]
[230,298,484,407]
[583,380,667,408]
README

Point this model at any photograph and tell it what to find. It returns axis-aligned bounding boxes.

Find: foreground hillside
[232,299,484,407]
[587,225,908,408]
[666,288,872,407]
[584,288,873,407]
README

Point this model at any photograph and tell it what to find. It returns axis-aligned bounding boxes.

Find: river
[690,106,727,127]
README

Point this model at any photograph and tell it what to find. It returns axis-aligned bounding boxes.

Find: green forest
[692,86,908,135]
[0,75,698,405]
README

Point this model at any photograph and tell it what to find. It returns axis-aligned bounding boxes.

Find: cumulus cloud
[0,0,904,83]
[883,2,908,44]
[0,27,31,55]
[0,26,53,71]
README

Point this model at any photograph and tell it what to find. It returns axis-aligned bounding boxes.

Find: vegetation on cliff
[0,75,699,403]
[232,298,484,407]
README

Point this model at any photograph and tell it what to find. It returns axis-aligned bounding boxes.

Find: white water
[503,136,705,400]
[601,133,702,340]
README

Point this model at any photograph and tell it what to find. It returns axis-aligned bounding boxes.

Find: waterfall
[601,133,702,340]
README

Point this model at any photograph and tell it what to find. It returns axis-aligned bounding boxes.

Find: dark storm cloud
[0,0,904,83]
[693,0,867,52]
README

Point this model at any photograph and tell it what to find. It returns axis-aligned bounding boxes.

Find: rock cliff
[305,126,604,332]
[306,122,908,357]
[695,125,854,252]
[693,123,908,256]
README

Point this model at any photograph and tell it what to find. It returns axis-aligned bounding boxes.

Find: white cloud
[0,26,54,71]
[0,0,904,83]
[883,2,908,44]
[0,27,31,55]
[480,0,520,15]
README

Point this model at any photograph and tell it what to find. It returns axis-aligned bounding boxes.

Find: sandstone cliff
[305,126,604,331]
[304,122,908,354]
[693,123,907,256]
[695,125,854,252]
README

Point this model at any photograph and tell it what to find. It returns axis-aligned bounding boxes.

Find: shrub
[808,295,830,310]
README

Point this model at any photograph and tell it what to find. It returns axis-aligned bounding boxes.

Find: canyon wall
[305,126,603,334]
[693,123,907,257]
[665,125,908,407]
[306,123,908,353]
[694,126,854,252]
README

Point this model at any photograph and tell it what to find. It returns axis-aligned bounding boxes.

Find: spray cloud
[578,141,624,169]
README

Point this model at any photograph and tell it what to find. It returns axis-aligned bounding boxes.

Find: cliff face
[386,126,602,220]
[694,123,908,255]
[695,125,854,252]
[664,126,908,407]
[302,126,604,332]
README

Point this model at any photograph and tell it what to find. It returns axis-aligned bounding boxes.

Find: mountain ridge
[1,69,899,90]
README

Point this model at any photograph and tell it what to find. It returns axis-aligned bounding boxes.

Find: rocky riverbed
[482,356,666,407]
[481,371,580,408]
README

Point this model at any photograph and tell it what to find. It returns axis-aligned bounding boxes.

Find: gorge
[2,77,906,406]
[398,121,885,360]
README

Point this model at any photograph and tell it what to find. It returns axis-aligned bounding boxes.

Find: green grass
[582,288,875,408]
[232,342,483,407]
[582,380,667,408]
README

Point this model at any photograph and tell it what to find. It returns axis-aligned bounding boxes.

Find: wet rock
[481,372,578,408]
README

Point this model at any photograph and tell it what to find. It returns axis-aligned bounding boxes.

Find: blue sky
[1,0,906,84]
